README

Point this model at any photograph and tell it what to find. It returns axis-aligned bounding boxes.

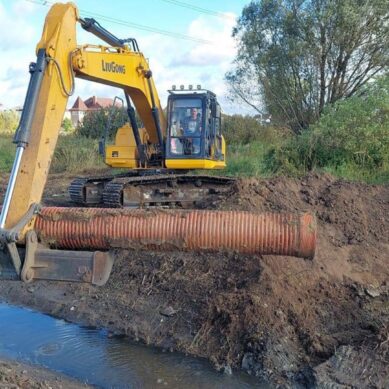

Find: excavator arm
[1,2,166,234]
[1,3,77,231]
[0,2,167,284]
[73,42,166,146]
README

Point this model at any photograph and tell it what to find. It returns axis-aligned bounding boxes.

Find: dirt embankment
[0,173,388,387]
[0,357,91,389]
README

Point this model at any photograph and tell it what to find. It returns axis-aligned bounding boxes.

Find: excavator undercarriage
[69,172,235,208]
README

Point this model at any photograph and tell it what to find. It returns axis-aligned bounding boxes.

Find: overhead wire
[25,0,212,44]
[159,0,235,20]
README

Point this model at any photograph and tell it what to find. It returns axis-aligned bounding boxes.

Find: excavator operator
[170,105,202,156]
[181,107,202,155]
[183,108,202,136]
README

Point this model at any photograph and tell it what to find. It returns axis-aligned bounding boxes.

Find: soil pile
[0,357,91,388]
[0,173,388,387]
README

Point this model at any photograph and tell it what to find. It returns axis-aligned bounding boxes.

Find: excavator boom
[1,3,77,230]
[1,2,169,232]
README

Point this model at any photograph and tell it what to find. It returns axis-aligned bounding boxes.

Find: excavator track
[69,172,235,209]
[68,174,123,206]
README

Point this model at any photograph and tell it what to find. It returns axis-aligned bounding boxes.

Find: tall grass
[0,136,15,172]
[223,142,271,177]
[1,126,387,184]
[0,135,106,174]
[51,135,106,173]
[262,76,389,184]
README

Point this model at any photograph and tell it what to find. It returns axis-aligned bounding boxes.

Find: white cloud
[0,2,36,50]
[136,13,244,113]
[0,1,41,109]
[0,5,254,114]
[170,14,236,67]
[12,0,38,14]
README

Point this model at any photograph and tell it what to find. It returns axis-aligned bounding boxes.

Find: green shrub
[77,107,129,139]
[0,136,15,172]
[0,111,19,134]
[50,135,106,173]
[264,75,389,183]
[221,114,286,145]
[307,76,388,170]
[61,117,74,133]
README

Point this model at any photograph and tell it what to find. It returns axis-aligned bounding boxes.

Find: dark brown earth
[0,172,388,388]
[0,357,91,388]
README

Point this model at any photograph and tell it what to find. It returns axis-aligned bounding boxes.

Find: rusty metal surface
[21,243,113,286]
[35,207,316,259]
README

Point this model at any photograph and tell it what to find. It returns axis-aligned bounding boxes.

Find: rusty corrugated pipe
[33,207,316,259]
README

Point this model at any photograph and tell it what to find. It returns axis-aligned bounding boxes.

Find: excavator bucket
[0,248,19,281]
[0,231,114,286]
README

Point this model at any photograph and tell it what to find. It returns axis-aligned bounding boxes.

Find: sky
[0,0,253,114]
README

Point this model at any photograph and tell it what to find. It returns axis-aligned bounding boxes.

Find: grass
[1,133,387,185]
[51,135,106,173]
[0,135,106,174]
[223,141,272,178]
[321,163,389,185]
[0,136,15,172]
[222,135,389,184]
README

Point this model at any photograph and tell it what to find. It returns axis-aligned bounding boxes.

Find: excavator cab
[165,87,226,170]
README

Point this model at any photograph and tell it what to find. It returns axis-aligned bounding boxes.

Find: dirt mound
[0,357,91,388]
[313,344,389,388]
[0,173,388,387]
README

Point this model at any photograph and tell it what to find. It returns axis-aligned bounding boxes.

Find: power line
[160,0,235,20]
[25,0,212,44]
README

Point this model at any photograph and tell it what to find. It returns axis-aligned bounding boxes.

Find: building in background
[69,96,117,127]
[5,96,118,128]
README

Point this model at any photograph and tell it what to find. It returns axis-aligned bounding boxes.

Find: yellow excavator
[52,8,233,209]
[0,3,316,286]
[0,2,232,283]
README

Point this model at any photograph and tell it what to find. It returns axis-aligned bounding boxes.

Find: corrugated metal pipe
[33,207,316,259]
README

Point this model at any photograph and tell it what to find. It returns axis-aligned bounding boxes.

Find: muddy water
[0,303,265,388]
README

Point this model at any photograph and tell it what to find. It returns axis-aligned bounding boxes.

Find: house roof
[84,96,116,109]
[70,96,121,111]
[70,96,88,111]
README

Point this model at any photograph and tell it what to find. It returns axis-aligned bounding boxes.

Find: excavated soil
[0,172,388,387]
[0,357,91,389]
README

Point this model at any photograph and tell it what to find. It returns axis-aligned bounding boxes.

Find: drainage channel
[0,303,267,388]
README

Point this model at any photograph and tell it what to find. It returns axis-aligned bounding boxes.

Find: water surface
[0,303,267,388]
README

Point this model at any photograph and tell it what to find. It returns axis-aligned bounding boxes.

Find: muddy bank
[0,357,91,388]
[0,173,388,387]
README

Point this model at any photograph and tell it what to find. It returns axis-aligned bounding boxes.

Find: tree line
[227,0,388,133]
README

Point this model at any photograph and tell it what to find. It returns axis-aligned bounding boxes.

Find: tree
[77,106,128,138]
[227,0,389,132]
[61,117,74,133]
[222,113,265,144]
[264,74,389,178]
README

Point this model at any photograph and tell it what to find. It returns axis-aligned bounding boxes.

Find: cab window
[169,98,203,156]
